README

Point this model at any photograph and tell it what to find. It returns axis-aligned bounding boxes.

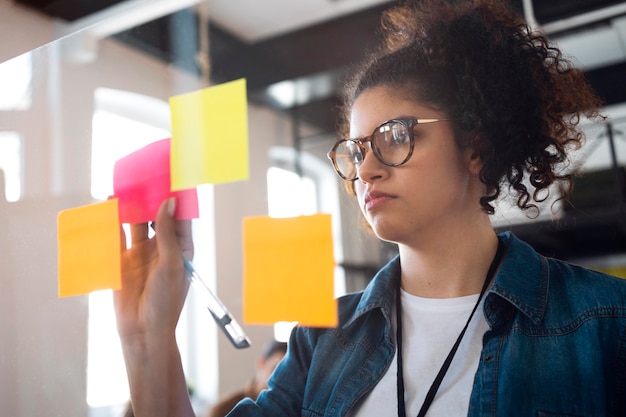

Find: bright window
[88,89,171,411]
[266,147,346,341]
[0,53,32,111]
[90,110,170,201]
[87,88,218,414]
[0,132,23,202]
[267,166,317,218]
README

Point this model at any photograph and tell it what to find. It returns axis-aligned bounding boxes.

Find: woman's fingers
[175,213,194,262]
[115,198,193,338]
[154,198,178,262]
[130,222,149,247]
[154,198,193,264]
[119,223,127,251]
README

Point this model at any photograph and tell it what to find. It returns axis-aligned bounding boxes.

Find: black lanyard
[396,239,504,417]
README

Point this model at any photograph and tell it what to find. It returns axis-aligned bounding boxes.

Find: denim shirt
[229,232,626,417]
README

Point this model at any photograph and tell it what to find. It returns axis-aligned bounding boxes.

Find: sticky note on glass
[113,138,199,224]
[57,199,121,297]
[243,214,337,327]
[169,78,249,189]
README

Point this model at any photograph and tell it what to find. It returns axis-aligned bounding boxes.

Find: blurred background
[0,0,625,416]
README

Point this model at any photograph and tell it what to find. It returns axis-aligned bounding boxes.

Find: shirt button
[488,303,496,311]
[484,355,494,362]
[360,372,371,381]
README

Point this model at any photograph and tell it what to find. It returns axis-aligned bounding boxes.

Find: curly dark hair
[340,0,603,214]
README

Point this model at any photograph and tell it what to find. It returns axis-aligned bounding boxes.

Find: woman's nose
[356,144,386,183]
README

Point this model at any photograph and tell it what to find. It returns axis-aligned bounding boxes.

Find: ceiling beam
[58,0,206,38]
[209,3,392,91]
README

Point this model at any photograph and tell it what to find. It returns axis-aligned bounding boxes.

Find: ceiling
[14,0,626,262]
[14,0,626,129]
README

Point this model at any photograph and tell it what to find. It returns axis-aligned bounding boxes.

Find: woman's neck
[397,225,499,299]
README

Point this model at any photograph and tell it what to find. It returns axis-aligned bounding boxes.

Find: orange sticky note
[57,199,121,297]
[243,214,337,327]
[170,78,249,189]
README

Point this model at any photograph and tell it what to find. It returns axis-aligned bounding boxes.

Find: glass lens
[373,121,411,165]
[333,140,362,179]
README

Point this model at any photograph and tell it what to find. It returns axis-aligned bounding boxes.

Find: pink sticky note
[113,138,199,224]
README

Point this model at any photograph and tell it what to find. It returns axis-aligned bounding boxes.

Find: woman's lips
[364,190,395,210]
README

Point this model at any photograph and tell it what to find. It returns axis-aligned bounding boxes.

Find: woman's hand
[114,198,193,341]
[113,197,196,417]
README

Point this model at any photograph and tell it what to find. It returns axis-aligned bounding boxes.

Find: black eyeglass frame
[327,117,448,181]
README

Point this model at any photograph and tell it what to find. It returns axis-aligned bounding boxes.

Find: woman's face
[350,86,484,246]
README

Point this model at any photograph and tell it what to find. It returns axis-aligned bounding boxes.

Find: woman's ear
[464,133,485,176]
[467,148,483,175]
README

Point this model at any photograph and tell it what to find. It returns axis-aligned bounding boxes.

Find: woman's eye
[391,126,410,144]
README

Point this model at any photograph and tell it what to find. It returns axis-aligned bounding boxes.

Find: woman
[114,0,626,416]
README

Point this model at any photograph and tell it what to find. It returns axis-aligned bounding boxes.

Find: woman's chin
[369,222,403,244]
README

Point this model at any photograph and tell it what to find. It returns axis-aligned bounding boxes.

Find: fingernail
[167,198,177,217]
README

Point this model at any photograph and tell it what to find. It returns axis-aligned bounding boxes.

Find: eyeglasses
[327,117,449,181]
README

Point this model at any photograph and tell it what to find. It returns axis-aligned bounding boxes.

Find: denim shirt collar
[341,231,549,329]
[342,256,399,329]
[490,231,548,324]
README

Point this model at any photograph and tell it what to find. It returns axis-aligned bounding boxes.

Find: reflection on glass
[0,2,221,417]
[91,113,170,200]
[0,131,23,202]
[0,53,32,111]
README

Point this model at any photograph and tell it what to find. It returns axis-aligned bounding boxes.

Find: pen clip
[182,256,251,349]
[209,310,252,349]
[150,222,251,349]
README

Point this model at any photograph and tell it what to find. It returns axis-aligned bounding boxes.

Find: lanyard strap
[396,239,504,417]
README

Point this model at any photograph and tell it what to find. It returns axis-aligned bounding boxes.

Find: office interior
[0,0,624,416]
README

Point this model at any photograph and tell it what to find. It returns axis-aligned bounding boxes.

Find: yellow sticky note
[57,199,122,297]
[243,214,337,327]
[170,78,249,189]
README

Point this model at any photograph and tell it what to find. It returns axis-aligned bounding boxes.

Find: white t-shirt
[350,289,489,417]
